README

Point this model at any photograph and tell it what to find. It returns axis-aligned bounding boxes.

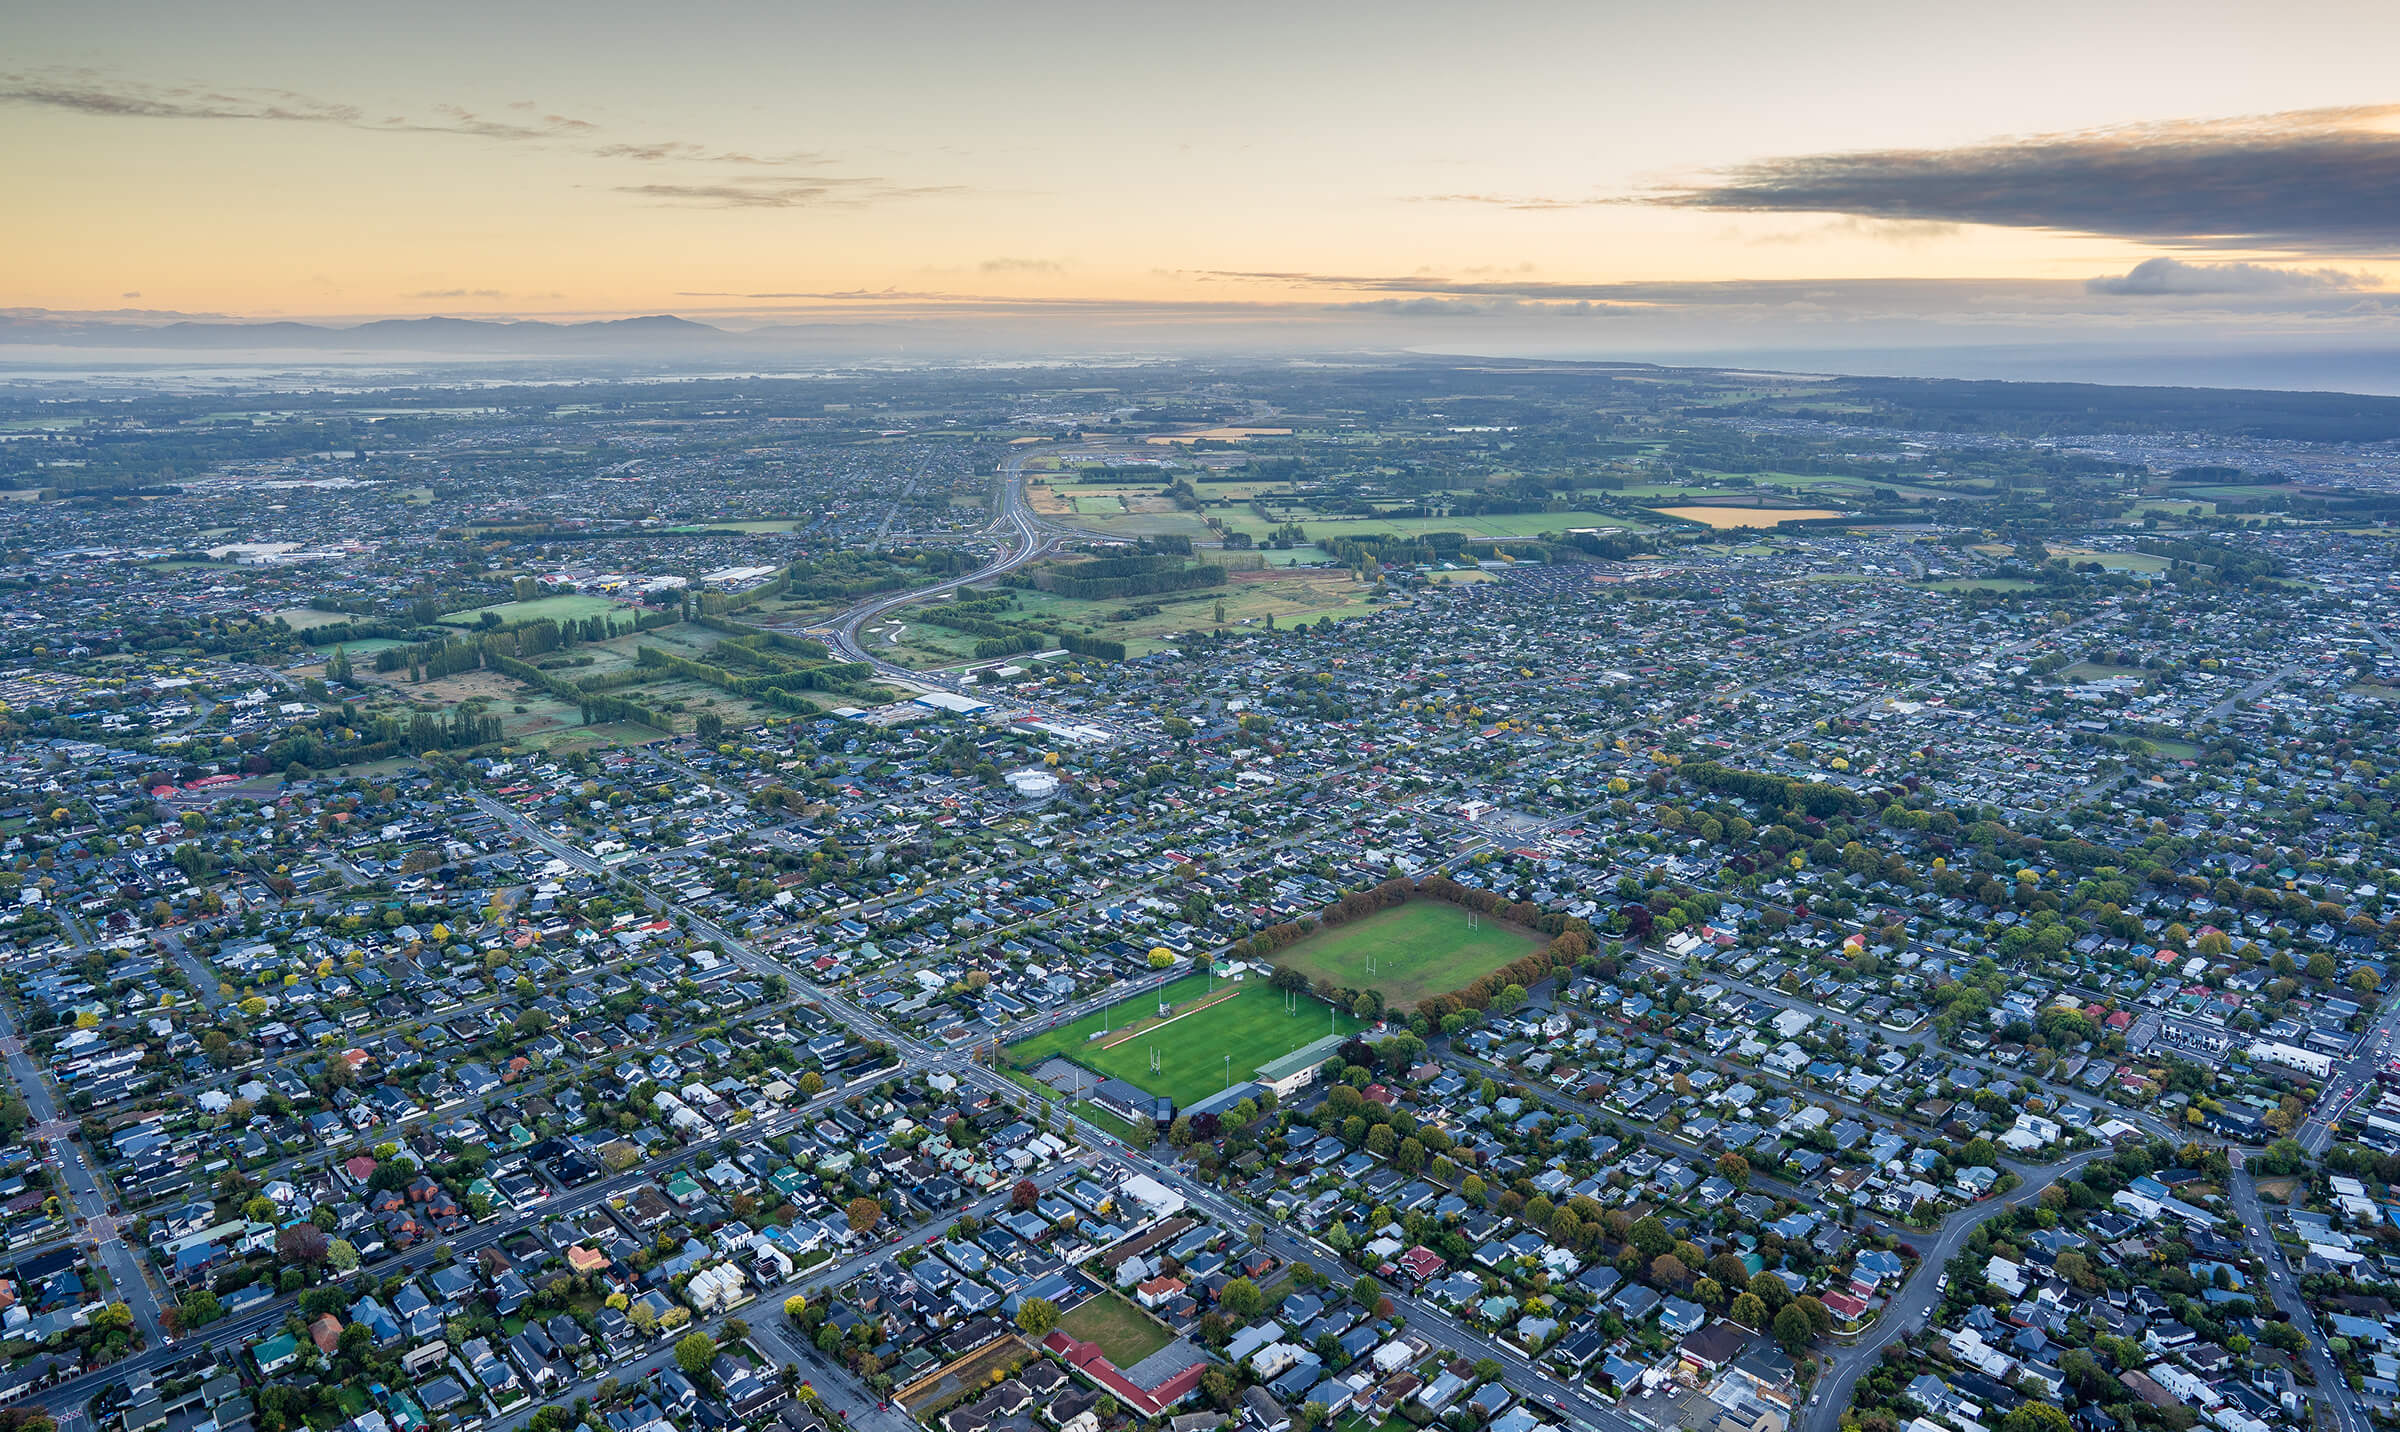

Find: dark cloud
[1194,267,2400,315]
[1647,104,2400,255]
[2086,257,2377,296]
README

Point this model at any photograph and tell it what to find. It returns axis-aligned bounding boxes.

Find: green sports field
[440,594,632,628]
[1006,971,1366,1108]
[1273,900,1543,1008]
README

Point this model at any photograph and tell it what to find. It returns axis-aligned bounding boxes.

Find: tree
[278,1223,329,1266]
[1793,1295,1832,1337]
[1747,1271,1791,1313]
[628,1302,659,1334]
[1716,1152,1749,1188]
[1221,1277,1265,1321]
[1011,1179,1040,1211]
[1201,1368,1239,1410]
[178,1289,224,1328]
[675,1331,716,1376]
[1773,1302,1814,1356]
[1729,1292,1767,1329]
[1650,1254,1689,1287]
[785,1294,810,1321]
[1998,1408,2071,1432]
[1016,1297,1061,1339]
[328,1238,360,1272]
[847,1196,883,1235]
[799,1071,825,1097]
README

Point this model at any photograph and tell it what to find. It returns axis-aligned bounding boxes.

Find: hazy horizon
[9,1,2400,390]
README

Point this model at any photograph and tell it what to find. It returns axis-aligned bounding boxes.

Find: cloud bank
[1649,104,2400,255]
[2085,257,2379,296]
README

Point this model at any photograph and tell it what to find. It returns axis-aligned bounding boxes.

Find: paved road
[0,1002,169,1351]
[471,791,1667,1432]
[1801,1149,2108,1432]
[822,451,1058,685]
[2299,997,2400,1156]
[11,1048,914,1424]
[2229,1164,2366,1432]
[1628,954,2188,1147]
[467,1161,1089,1432]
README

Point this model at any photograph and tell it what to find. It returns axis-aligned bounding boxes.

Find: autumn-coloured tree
[847,1196,882,1235]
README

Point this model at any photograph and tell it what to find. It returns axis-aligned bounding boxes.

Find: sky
[8,0,2400,378]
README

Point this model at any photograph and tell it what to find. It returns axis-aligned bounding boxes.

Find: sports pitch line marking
[1094,985,1243,1050]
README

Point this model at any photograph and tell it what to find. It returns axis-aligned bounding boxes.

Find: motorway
[820,450,1062,688]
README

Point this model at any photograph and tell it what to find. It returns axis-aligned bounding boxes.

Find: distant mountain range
[0,311,902,355]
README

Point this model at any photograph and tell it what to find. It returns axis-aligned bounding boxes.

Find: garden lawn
[1058,1290,1174,1367]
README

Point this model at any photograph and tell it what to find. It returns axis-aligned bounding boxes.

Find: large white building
[685,1262,750,1314]
[2247,1040,2334,1079]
